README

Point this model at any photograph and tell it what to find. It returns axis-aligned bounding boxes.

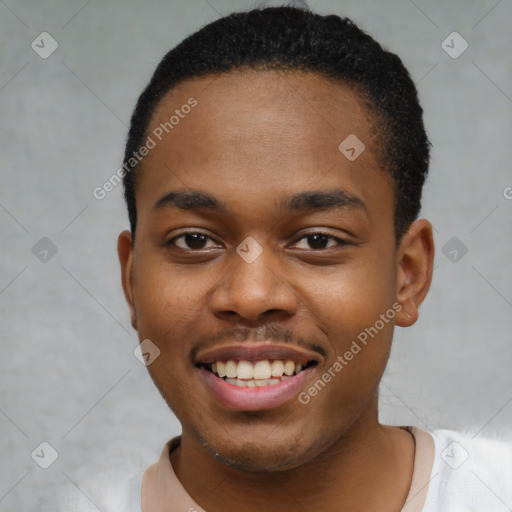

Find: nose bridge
[211,236,297,319]
[232,236,281,294]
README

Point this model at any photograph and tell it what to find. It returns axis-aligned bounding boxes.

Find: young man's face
[118,70,432,471]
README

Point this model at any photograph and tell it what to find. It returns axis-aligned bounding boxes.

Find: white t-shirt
[58,426,512,511]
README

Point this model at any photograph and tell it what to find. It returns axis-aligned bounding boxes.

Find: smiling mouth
[199,359,318,388]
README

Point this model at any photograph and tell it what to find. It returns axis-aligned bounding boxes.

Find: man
[115,5,511,511]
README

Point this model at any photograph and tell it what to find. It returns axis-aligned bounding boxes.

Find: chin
[196,428,325,473]
[209,444,305,473]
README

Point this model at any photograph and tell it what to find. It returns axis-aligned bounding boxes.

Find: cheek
[298,250,396,402]
[305,251,397,339]
[132,253,203,336]
[132,258,206,408]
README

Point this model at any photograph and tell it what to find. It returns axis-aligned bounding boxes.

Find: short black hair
[122,6,430,242]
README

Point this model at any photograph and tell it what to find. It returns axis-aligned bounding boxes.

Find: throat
[164,422,416,512]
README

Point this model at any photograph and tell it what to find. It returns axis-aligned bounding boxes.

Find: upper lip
[195,342,322,365]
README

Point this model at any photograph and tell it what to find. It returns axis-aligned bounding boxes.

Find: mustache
[192,322,327,358]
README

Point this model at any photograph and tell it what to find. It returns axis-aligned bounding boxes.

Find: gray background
[1,0,511,510]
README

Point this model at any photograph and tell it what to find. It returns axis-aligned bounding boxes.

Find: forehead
[136,69,393,226]
[149,69,375,158]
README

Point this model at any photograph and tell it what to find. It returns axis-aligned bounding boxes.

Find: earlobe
[117,230,138,330]
[395,219,435,328]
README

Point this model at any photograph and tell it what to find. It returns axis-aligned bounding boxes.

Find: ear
[117,230,137,330]
[394,219,435,327]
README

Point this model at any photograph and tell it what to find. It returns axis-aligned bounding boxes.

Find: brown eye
[293,233,347,250]
[168,232,217,250]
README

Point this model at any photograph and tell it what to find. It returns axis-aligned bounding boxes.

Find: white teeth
[284,360,295,376]
[271,360,284,377]
[237,360,253,380]
[210,358,309,386]
[253,360,272,379]
[225,360,237,378]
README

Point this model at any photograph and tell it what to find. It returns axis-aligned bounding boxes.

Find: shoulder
[55,439,155,512]
[423,428,512,510]
[102,470,144,512]
[57,468,143,512]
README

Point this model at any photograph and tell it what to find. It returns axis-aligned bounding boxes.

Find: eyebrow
[153,190,229,213]
[276,189,367,216]
[152,188,367,216]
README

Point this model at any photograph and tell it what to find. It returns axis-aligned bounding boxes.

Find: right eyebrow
[152,190,229,214]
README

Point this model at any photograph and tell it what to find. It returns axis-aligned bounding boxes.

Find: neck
[170,396,415,512]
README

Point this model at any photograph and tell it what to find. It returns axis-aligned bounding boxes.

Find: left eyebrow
[276,189,368,217]
[152,188,367,216]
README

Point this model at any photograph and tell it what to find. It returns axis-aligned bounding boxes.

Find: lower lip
[199,366,315,411]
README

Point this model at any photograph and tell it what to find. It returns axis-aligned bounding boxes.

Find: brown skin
[118,70,434,511]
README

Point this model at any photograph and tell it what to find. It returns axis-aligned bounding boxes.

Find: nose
[210,242,299,323]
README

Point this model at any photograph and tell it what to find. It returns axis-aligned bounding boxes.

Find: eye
[166,232,219,251]
[292,232,348,250]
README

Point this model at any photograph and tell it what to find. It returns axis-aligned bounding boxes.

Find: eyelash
[165,231,349,251]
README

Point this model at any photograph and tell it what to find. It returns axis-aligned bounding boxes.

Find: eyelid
[164,230,222,248]
[290,231,350,249]
[164,229,351,251]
